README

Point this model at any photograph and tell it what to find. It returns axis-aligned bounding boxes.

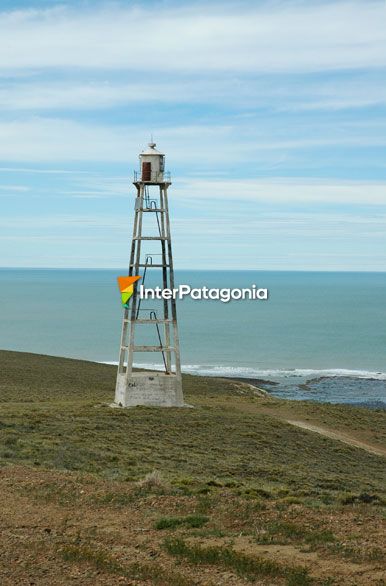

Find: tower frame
[115,146,184,407]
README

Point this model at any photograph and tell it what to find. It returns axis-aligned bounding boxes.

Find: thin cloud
[0,117,384,163]
[58,174,386,206]
[1,1,385,271]
[0,166,92,174]
[0,184,29,192]
[1,73,386,113]
[174,178,386,205]
[0,2,385,74]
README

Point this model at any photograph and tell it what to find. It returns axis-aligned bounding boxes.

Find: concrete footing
[114,372,185,408]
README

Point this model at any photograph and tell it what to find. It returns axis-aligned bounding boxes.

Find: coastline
[102,360,386,408]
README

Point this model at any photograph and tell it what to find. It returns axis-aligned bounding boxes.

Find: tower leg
[159,186,172,373]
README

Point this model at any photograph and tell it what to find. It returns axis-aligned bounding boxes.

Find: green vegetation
[0,350,385,585]
[60,544,124,574]
[155,514,209,530]
[255,520,336,546]
[60,544,194,586]
[0,350,385,505]
[164,537,313,585]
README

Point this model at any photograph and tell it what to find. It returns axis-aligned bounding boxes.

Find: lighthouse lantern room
[138,142,166,183]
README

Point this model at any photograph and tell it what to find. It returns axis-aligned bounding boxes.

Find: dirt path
[286,419,386,458]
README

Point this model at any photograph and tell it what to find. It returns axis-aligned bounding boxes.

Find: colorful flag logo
[117,276,141,308]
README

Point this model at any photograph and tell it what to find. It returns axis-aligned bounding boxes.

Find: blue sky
[1,0,386,270]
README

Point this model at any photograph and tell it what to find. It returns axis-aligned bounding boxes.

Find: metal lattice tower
[114,143,184,407]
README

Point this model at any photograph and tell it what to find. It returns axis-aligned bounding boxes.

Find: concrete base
[114,371,184,408]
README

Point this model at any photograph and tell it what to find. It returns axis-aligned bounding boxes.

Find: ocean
[1,269,385,408]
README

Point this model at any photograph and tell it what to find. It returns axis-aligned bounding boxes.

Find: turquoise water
[1,269,386,406]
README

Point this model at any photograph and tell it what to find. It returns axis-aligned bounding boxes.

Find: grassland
[0,350,385,585]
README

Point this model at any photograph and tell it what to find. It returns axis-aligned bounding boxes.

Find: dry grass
[0,350,385,585]
[136,469,170,493]
[0,350,385,504]
[164,537,314,585]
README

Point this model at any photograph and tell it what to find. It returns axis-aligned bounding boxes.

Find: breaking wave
[101,362,386,381]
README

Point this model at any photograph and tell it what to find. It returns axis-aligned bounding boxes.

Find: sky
[1,0,386,270]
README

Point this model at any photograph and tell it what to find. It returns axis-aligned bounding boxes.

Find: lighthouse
[114,143,184,407]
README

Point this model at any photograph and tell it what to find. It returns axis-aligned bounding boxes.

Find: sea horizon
[2,267,386,273]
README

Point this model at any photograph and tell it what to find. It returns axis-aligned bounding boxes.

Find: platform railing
[134,170,171,183]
